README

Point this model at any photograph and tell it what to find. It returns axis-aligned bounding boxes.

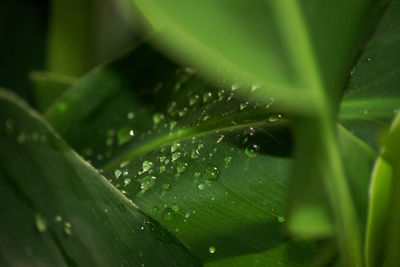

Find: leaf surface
[45,42,381,266]
[0,90,200,267]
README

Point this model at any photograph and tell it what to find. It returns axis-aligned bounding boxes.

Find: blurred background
[0,0,143,106]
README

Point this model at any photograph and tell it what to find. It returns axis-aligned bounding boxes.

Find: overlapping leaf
[0,90,200,267]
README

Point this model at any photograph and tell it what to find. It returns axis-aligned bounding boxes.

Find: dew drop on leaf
[277,216,286,223]
[162,208,175,221]
[224,156,232,165]
[17,132,27,144]
[35,213,47,233]
[240,102,248,110]
[5,118,15,134]
[139,175,156,193]
[114,169,122,178]
[171,143,180,152]
[268,114,283,123]
[123,178,131,186]
[117,126,134,145]
[127,111,135,119]
[245,144,260,158]
[171,203,180,212]
[142,161,153,172]
[209,246,216,254]
[159,165,166,173]
[162,183,171,191]
[198,184,205,190]
[203,92,212,102]
[176,162,188,174]
[153,113,164,125]
[189,95,199,106]
[64,221,72,236]
[205,164,220,181]
[54,215,63,223]
[172,152,181,161]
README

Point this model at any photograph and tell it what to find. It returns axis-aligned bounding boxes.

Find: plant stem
[46,0,94,76]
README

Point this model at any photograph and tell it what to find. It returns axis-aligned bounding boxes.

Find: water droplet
[152,206,159,213]
[54,215,63,223]
[194,172,201,178]
[251,84,260,92]
[114,169,122,178]
[35,213,47,232]
[5,118,15,134]
[153,113,164,125]
[171,143,180,152]
[268,114,283,123]
[142,161,153,173]
[172,152,181,161]
[162,208,175,221]
[240,102,249,110]
[189,95,199,106]
[245,144,260,158]
[104,208,109,213]
[123,178,131,186]
[203,92,212,102]
[17,132,27,144]
[209,246,216,254]
[127,111,135,119]
[64,221,72,236]
[117,126,134,145]
[231,83,239,91]
[159,165,166,173]
[171,203,180,212]
[225,156,232,165]
[162,183,171,191]
[205,164,220,181]
[176,162,188,174]
[277,216,286,223]
[139,175,156,193]
[178,107,188,117]
[198,184,205,190]
[170,121,177,130]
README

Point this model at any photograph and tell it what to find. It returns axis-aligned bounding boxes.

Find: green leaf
[130,2,391,264]
[45,42,326,265]
[365,110,400,267]
[289,0,400,245]
[30,72,77,111]
[0,90,200,267]
[288,124,376,239]
[133,0,388,112]
[340,0,400,150]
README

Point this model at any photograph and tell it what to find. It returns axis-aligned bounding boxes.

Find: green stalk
[270,0,363,265]
[46,0,94,76]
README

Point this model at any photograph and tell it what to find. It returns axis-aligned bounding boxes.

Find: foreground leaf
[289,0,400,242]
[366,110,400,267]
[0,90,200,267]
[133,0,388,113]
